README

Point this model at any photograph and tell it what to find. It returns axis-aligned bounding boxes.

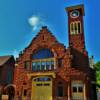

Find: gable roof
[0,55,14,66]
[17,26,66,59]
[66,4,84,15]
[26,26,60,49]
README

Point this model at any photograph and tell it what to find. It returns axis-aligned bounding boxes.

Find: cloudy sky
[0,0,99,62]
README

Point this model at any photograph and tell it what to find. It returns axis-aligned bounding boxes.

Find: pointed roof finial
[42,26,47,29]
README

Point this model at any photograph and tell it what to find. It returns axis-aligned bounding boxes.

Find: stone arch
[31,45,58,59]
[4,84,16,100]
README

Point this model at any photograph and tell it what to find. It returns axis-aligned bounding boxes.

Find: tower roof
[66,4,84,15]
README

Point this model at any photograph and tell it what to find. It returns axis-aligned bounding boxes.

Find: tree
[94,61,100,85]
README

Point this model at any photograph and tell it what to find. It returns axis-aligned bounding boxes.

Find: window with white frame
[72,81,84,100]
[32,58,55,71]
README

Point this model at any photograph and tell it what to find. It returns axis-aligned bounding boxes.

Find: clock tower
[66,5,86,53]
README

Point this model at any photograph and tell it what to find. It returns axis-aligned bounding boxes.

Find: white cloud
[28,16,39,26]
[12,50,19,59]
[28,16,40,31]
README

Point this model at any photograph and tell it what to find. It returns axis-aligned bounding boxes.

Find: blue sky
[0,0,99,62]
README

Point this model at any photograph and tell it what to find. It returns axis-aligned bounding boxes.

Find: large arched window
[33,48,54,59]
[32,49,55,71]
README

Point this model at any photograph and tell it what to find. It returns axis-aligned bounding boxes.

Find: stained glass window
[46,61,51,70]
[32,49,55,71]
[34,77,51,82]
[37,62,41,70]
[33,49,54,59]
[41,61,46,70]
[32,60,54,71]
[32,62,37,71]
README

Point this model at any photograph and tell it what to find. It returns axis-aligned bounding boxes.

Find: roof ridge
[0,55,13,66]
[0,55,13,57]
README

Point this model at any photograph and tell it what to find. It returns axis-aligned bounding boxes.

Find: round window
[70,10,80,18]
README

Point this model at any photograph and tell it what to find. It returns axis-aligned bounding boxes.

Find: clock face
[70,10,80,18]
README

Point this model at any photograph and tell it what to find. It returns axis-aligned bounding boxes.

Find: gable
[17,26,66,62]
[27,26,59,48]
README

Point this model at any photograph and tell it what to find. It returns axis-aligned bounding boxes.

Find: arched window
[32,48,55,71]
[33,48,54,59]
[70,21,81,34]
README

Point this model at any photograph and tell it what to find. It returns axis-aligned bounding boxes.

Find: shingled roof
[0,55,13,66]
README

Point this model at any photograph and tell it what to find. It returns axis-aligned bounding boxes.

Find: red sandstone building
[13,5,97,100]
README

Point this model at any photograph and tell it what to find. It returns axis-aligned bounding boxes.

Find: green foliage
[94,61,100,85]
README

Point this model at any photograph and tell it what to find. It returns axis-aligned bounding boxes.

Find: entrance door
[31,77,52,100]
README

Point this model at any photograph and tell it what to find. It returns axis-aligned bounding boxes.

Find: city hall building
[13,5,97,100]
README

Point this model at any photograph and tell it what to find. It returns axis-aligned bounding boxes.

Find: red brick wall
[13,27,96,100]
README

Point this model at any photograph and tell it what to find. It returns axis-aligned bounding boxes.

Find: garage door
[31,77,52,100]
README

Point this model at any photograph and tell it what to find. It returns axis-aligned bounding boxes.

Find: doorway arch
[4,84,15,100]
